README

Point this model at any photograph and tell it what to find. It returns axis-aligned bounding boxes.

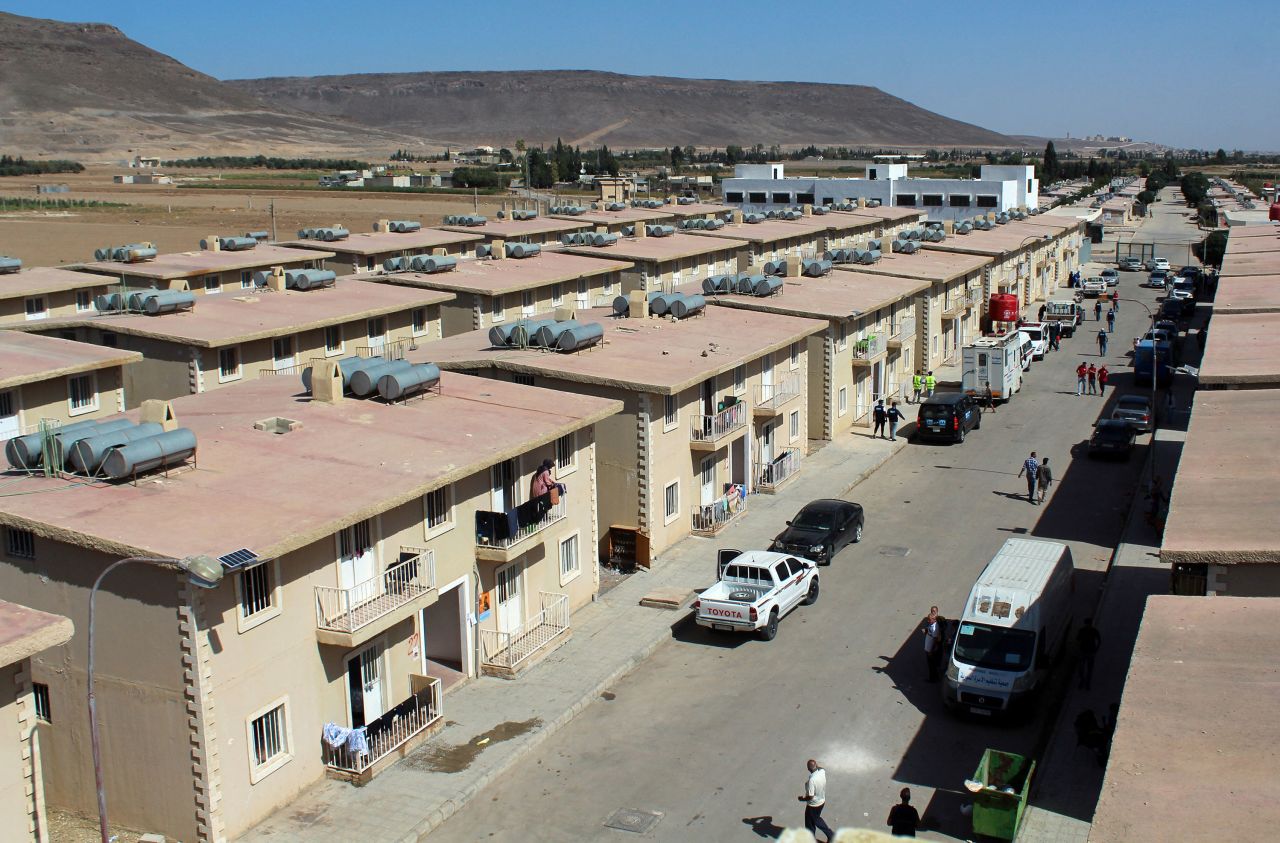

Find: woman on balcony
[531,459,567,503]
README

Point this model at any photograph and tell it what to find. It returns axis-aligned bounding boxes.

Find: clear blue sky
[7,0,1276,150]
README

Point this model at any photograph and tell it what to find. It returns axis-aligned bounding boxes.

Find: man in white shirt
[797,758,835,842]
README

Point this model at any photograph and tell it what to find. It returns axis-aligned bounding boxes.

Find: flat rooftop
[362,251,632,296]
[407,305,827,394]
[282,228,482,256]
[565,232,744,264]
[0,374,620,562]
[693,270,929,322]
[840,249,992,283]
[28,279,454,348]
[0,266,114,300]
[437,217,589,239]
[1090,595,1280,843]
[1199,313,1280,386]
[661,201,728,218]
[827,206,927,225]
[1224,228,1280,256]
[78,244,332,280]
[1161,389,1280,565]
[924,220,1064,257]
[1212,274,1280,314]
[0,331,141,390]
[549,207,672,225]
[687,217,837,244]
[1220,250,1280,278]
[0,599,74,668]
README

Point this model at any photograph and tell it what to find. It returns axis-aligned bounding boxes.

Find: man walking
[1106,308,1116,333]
[1037,457,1054,503]
[924,371,937,398]
[1096,329,1108,357]
[1098,365,1109,396]
[1076,618,1102,691]
[1087,363,1098,395]
[887,401,904,441]
[921,605,945,682]
[798,759,835,843]
[1038,303,1046,322]
[983,381,996,413]
[1018,451,1039,504]
[1095,299,1103,321]
[887,787,920,838]
[1049,321,1061,351]
[1076,361,1088,396]
[911,371,923,404]
[872,399,887,439]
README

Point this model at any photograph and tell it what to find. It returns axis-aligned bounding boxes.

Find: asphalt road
[430,274,1171,842]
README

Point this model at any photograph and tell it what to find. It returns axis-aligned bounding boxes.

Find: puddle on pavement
[409,718,542,773]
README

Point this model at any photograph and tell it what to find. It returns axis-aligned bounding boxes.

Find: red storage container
[989,293,1019,323]
[1269,202,1280,222]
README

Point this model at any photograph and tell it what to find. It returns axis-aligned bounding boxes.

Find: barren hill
[0,12,415,160]
[231,70,1015,150]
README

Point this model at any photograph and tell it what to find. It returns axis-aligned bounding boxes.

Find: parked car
[1112,394,1155,433]
[1169,278,1195,301]
[1100,268,1119,287]
[1119,256,1143,271]
[1082,277,1108,296]
[1019,322,1049,359]
[694,550,819,640]
[769,499,864,565]
[1143,328,1174,345]
[914,393,982,444]
[1147,269,1168,288]
[1088,419,1137,459]
[1153,258,1170,271]
[1154,319,1179,336]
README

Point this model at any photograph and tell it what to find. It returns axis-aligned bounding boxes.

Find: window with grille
[923,195,943,207]
[838,322,848,350]
[68,374,97,413]
[490,295,504,322]
[559,533,580,581]
[339,520,372,559]
[790,342,800,369]
[366,317,385,342]
[247,700,291,780]
[977,195,999,208]
[950,195,972,207]
[76,290,94,312]
[725,192,744,203]
[551,283,563,306]
[412,308,428,336]
[324,325,344,355]
[664,394,678,430]
[272,336,294,368]
[734,365,746,395]
[895,195,917,207]
[204,275,222,294]
[424,487,452,531]
[219,347,241,381]
[771,192,791,204]
[664,481,679,523]
[241,271,254,289]
[25,297,47,320]
[0,391,13,417]
[556,433,576,472]
[33,683,51,722]
[790,409,800,441]
[239,563,274,619]
[512,373,535,387]
[5,527,34,559]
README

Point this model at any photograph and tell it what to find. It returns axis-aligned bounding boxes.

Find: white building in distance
[721,163,1039,222]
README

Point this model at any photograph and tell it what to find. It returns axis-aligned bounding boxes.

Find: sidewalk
[237,432,906,843]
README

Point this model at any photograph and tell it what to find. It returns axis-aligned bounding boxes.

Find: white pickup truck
[694,550,819,641]
[1081,276,1107,297]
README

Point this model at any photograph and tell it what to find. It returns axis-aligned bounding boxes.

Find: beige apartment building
[0,599,74,843]
[284,226,482,274]
[844,248,992,372]
[1,332,140,449]
[437,215,589,246]
[548,205,674,233]
[25,277,451,406]
[410,304,826,558]
[0,266,114,325]
[688,214,847,270]
[922,217,1083,310]
[565,229,746,294]
[77,242,332,295]
[0,372,618,842]
[366,248,632,335]
[694,269,928,436]
[826,205,930,245]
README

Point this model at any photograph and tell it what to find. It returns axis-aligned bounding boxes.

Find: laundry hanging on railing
[322,722,368,754]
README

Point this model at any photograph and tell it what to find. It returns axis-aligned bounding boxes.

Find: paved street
[428,279,1170,838]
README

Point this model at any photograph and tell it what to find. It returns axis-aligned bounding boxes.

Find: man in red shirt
[1087,363,1098,395]
[1098,365,1110,396]
[1076,362,1088,396]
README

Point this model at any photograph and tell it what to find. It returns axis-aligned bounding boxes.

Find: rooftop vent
[94,243,156,263]
[0,256,22,274]
[253,417,302,435]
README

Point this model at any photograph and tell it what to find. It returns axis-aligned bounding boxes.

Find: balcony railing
[315,550,437,636]
[754,376,802,413]
[851,335,883,361]
[756,449,801,491]
[322,676,442,775]
[480,592,569,673]
[475,497,567,552]
[887,317,916,345]
[690,401,747,444]
[691,487,748,535]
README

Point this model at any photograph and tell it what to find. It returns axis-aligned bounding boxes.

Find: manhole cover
[878,545,911,557]
[604,809,663,834]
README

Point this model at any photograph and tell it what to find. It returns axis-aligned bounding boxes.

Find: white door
[338,520,376,591]
[0,391,18,441]
[347,642,386,727]
[272,336,294,371]
[495,561,524,633]
[491,459,517,512]
[366,318,386,353]
[760,423,775,466]
[700,456,716,506]
[760,358,774,403]
[576,278,589,309]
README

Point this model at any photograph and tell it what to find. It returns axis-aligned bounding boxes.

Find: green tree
[1215,148,1227,163]
[1042,141,1059,182]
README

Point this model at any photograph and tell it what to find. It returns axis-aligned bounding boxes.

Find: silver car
[1112,394,1154,433]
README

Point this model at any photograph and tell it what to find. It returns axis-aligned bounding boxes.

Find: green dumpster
[968,748,1035,841]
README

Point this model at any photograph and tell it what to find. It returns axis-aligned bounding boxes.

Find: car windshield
[954,622,1035,671]
[794,508,835,529]
[919,405,952,420]
[1117,400,1146,412]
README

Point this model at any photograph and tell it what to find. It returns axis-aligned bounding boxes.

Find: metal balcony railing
[480,592,570,672]
[691,487,748,534]
[754,376,802,412]
[756,449,801,491]
[322,677,442,775]
[851,335,883,360]
[888,317,916,342]
[690,402,747,443]
[314,550,437,635]
[475,498,567,552]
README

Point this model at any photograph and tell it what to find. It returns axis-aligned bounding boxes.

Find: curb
[401,439,906,841]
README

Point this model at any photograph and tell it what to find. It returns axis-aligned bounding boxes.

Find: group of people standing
[908,371,936,404]
[1075,361,1110,396]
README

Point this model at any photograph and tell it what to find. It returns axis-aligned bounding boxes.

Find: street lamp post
[88,554,223,843]
[1117,296,1160,492]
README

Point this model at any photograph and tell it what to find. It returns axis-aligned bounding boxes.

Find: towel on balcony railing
[322,722,368,755]
[516,492,553,529]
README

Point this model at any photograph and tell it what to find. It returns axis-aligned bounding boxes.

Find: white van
[944,538,1074,716]
[962,332,1023,402]
[1015,331,1035,371]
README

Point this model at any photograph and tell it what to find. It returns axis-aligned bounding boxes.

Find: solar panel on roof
[218,548,260,570]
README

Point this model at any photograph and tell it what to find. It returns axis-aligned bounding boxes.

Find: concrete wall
[6,365,128,431]
[442,270,625,335]
[1,660,41,843]
[1209,563,1280,597]
[0,283,110,326]
[620,248,745,294]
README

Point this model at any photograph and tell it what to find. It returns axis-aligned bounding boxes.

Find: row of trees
[161,155,370,170]
[0,154,83,176]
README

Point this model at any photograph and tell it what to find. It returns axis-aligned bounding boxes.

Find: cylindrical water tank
[143,290,196,315]
[95,292,122,312]
[989,293,1019,323]
[68,422,163,475]
[510,319,556,347]
[764,260,787,277]
[489,324,517,347]
[860,250,882,264]
[317,227,350,241]
[754,276,784,297]
[590,233,618,247]
[377,363,441,400]
[349,359,414,397]
[736,274,763,294]
[612,295,631,316]
[802,259,833,278]
[506,243,542,259]
[101,428,198,481]
[301,355,375,392]
[246,230,269,241]
[555,323,605,352]
[703,275,732,295]
[649,294,679,316]
[534,320,579,347]
[286,269,337,291]
[390,220,422,233]
[219,236,258,251]
[5,416,117,470]
[127,290,162,311]
[669,294,706,319]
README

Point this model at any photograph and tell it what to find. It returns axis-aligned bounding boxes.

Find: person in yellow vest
[911,371,923,404]
[924,371,937,398]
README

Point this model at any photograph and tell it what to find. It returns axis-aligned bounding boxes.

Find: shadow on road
[669,612,751,649]
[742,815,784,839]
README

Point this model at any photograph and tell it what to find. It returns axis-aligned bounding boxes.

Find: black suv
[914,393,981,443]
